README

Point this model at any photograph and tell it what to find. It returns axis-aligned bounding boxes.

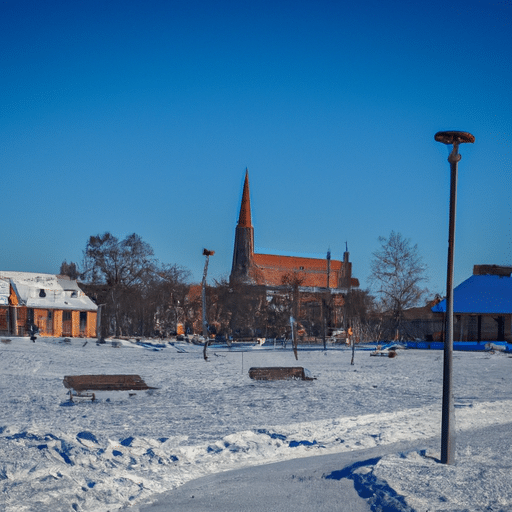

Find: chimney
[473,265,512,277]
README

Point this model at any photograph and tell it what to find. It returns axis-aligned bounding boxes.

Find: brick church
[229,169,359,334]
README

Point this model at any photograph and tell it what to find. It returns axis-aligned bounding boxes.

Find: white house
[0,272,98,338]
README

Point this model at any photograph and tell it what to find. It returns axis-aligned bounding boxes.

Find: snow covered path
[0,337,511,511]
[137,421,512,512]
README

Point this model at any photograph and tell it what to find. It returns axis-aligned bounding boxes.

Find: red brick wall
[252,254,345,288]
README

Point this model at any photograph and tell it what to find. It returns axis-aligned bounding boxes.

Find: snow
[0,337,511,511]
[0,271,97,311]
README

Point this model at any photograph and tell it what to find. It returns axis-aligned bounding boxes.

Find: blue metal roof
[432,274,512,314]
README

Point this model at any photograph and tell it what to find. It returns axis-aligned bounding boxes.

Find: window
[39,289,46,297]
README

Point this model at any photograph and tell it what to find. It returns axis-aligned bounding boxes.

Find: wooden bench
[63,374,157,401]
[248,367,314,381]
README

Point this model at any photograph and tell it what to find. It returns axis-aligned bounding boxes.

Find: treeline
[61,233,191,338]
[62,231,431,341]
[61,232,375,340]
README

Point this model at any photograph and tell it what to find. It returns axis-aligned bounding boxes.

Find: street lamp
[202,248,215,360]
[201,249,215,339]
[435,130,475,464]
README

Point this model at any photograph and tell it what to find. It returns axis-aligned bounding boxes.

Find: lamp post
[201,249,215,361]
[323,249,331,350]
[435,130,475,464]
[201,249,215,338]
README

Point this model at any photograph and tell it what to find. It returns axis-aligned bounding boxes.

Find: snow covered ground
[0,337,511,511]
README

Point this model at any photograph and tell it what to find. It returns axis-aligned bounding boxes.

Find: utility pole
[435,130,474,464]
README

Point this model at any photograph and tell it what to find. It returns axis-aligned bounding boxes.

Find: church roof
[254,253,342,271]
[253,253,345,288]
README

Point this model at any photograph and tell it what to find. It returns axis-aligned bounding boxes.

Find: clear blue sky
[1,0,510,297]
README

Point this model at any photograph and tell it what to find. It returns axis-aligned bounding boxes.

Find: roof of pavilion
[432,274,512,315]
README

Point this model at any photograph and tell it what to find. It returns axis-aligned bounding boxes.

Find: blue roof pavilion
[432,266,512,343]
[432,275,512,315]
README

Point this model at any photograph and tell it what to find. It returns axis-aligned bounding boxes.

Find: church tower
[230,169,255,283]
[339,243,353,290]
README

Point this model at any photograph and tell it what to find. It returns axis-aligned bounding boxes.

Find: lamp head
[435,131,475,145]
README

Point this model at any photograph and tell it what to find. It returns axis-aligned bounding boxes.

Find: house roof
[0,271,97,311]
[432,274,512,314]
[0,279,9,306]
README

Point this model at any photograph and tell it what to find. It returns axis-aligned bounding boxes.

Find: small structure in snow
[63,374,157,401]
[248,367,314,381]
[371,344,400,357]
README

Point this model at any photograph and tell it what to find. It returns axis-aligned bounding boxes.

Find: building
[229,169,359,335]
[400,296,445,341]
[0,272,98,338]
[431,265,512,342]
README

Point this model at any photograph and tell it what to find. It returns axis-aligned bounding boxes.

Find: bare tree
[368,231,428,340]
[206,278,233,336]
[59,261,80,280]
[81,233,157,337]
[344,289,375,328]
[344,289,381,343]
[281,271,305,360]
[153,264,191,336]
[224,280,267,339]
[265,290,291,340]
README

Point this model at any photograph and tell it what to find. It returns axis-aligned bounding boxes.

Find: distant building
[400,297,445,341]
[0,272,98,338]
[431,265,512,342]
[230,169,358,290]
[229,169,359,334]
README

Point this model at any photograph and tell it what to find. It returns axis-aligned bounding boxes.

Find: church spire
[230,168,255,283]
[238,168,252,228]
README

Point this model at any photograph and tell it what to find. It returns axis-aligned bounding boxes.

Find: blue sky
[1,0,510,297]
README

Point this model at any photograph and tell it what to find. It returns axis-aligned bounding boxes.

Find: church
[229,169,359,336]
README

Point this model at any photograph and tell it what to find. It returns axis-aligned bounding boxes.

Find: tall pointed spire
[230,168,255,283]
[238,169,252,228]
